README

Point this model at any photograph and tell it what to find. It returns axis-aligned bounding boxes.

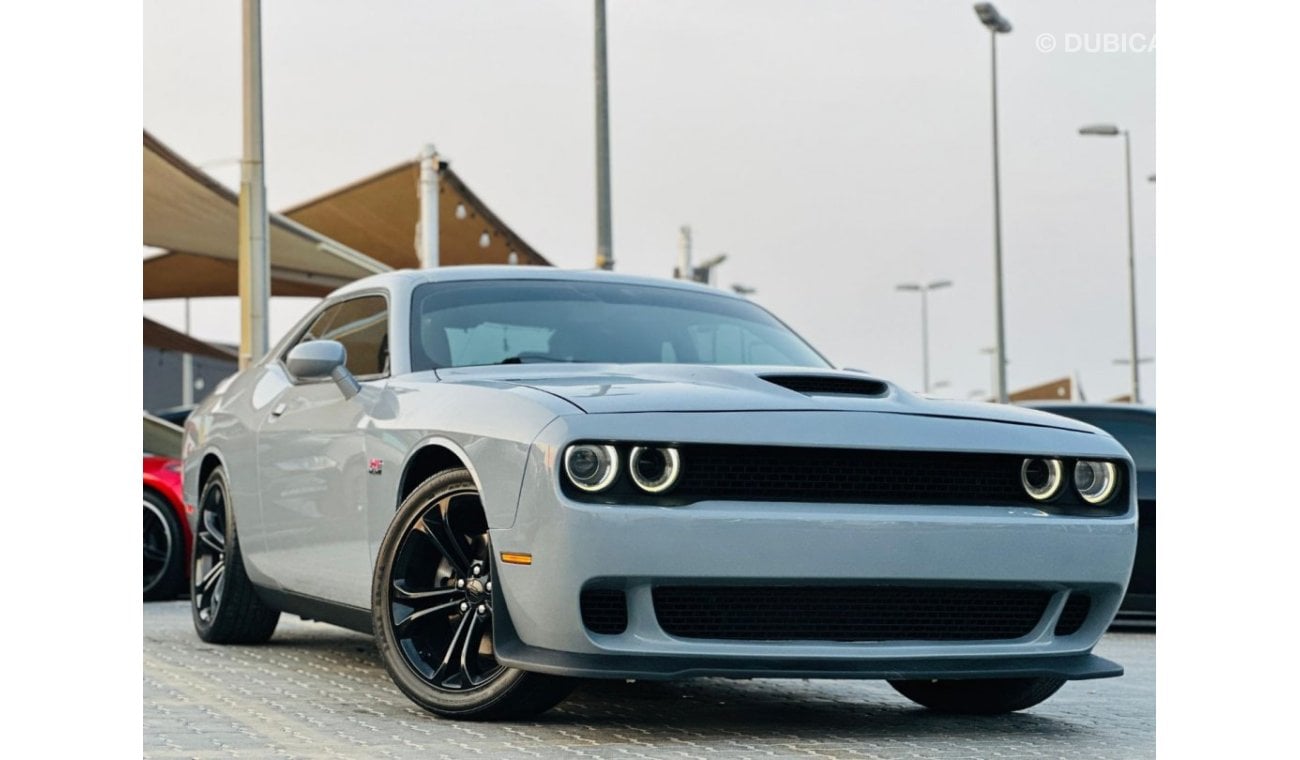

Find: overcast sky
[144,0,1155,402]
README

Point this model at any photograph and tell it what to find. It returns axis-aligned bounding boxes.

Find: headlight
[1073,460,1119,504]
[564,444,619,492]
[1020,457,1064,501]
[629,446,681,493]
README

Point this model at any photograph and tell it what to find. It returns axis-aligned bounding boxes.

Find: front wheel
[889,677,1067,714]
[372,468,574,720]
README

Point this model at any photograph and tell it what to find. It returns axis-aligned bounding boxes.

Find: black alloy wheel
[373,468,573,719]
[192,482,227,625]
[143,490,185,600]
[388,482,504,691]
[190,466,280,644]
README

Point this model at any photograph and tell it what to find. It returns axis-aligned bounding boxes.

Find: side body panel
[254,363,383,608]
[360,375,574,574]
[182,369,272,578]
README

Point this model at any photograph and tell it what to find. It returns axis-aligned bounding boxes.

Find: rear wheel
[372,468,574,720]
[888,677,1066,714]
[144,489,186,601]
[191,466,280,644]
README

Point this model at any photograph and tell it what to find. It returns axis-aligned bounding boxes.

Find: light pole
[1113,357,1154,402]
[1079,123,1142,403]
[973,3,1012,402]
[594,0,614,270]
[896,280,952,394]
[979,346,1002,401]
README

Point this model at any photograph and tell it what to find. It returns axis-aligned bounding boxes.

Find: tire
[144,488,186,601]
[372,468,574,720]
[888,676,1067,714]
[191,466,280,644]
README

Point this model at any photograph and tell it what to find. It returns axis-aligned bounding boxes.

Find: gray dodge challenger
[182,266,1136,720]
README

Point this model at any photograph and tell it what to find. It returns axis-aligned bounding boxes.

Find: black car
[1022,402,1155,626]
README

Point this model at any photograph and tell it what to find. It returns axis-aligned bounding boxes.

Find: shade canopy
[143,131,390,299]
[143,317,238,361]
[281,160,551,270]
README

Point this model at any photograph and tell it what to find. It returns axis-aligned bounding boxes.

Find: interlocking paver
[145,601,1154,759]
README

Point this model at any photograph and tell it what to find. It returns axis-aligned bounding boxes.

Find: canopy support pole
[238,0,270,369]
[419,144,439,268]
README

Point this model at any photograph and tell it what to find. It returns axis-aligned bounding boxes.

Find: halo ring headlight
[1074,460,1119,505]
[564,444,619,492]
[628,446,681,493]
[1020,457,1064,501]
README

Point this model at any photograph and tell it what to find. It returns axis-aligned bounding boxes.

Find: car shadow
[257,629,1092,742]
[533,678,1089,741]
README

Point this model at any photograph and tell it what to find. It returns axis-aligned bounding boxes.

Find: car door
[255,293,391,608]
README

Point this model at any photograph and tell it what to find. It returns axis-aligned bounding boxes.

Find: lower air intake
[580,589,628,635]
[653,585,1050,642]
[1054,593,1092,636]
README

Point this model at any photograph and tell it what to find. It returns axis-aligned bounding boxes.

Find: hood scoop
[762,374,889,398]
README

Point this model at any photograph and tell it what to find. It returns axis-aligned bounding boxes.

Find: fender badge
[367,459,383,475]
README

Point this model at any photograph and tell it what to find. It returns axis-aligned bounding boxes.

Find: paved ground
[144,600,1154,759]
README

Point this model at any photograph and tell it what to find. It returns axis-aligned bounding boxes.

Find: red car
[144,414,191,600]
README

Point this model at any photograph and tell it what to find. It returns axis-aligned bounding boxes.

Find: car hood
[433,365,1097,432]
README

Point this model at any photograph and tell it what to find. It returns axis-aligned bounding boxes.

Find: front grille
[561,443,1128,515]
[676,445,1030,506]
[580,589,628,634]
[653,585,1051,642]
[762,375,888,397]
[1054,593,1092,636]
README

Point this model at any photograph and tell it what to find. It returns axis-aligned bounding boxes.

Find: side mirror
[285,340,361,399]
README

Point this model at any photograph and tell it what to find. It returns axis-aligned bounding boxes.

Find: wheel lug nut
[456,579,465,589]
[477,604,487,615]
[472,565,482,576]
[459,601,469,612]
[485,581,493,593]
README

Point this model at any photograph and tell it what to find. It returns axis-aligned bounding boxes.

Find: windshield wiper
[498,353,586,365]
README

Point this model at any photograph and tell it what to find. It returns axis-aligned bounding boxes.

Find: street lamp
[594,0,614,270]
[1079,123,1143,403]
[896,279,952,394]
[973,3,1012,402]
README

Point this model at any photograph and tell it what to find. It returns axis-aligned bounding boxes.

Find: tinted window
[1050,409,1156,470]
[409,280,829,370]
[293,295,389,378]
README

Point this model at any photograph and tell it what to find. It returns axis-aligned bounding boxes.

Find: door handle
[271,402,287,418]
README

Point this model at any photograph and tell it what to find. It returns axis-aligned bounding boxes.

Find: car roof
[330,265,746,302]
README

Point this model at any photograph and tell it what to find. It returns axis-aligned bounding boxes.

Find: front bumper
[489,412,1137,681]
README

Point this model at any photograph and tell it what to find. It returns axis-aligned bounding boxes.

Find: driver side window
[292,295,390,379]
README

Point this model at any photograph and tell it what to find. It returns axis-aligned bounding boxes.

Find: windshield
[409,279,830,370]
